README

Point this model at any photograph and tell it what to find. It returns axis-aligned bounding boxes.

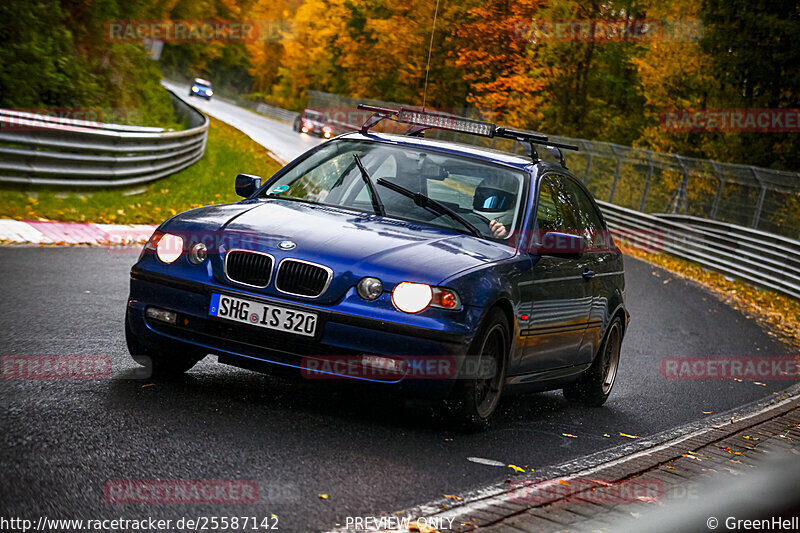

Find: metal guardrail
[254,103,300,125]
[0,89,208,187]
[599,201,800,300]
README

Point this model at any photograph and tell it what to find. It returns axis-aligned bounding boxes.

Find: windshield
[193,79,211,88]
[260,140,526,240]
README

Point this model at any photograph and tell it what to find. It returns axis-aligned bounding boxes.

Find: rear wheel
[125,313,204,379]
[563,317,622,407]
[446,308,509,431]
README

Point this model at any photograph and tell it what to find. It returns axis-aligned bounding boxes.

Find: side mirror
[235,173,261,198]
[533,232,585,258]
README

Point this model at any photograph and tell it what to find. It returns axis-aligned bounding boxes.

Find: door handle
[582,269,595,280]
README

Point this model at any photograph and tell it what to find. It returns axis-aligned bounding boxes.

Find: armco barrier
[599,201,800,300]
[0,88,208,187]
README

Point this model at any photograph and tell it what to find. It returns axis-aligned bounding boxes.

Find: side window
[535,174,580,235]
[565,179,607,250]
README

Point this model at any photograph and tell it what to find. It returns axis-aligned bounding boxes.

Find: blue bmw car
[126,107,628,428]
[189,78,213,100]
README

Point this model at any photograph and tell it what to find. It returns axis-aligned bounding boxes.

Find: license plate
[209,293,318,337]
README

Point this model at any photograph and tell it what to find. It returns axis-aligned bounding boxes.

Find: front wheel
[445,308,509,431]
[125,314,204,379]
[563,317,623,407]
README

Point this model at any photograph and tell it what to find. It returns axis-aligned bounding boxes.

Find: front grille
[225,250,274,288]
[275,259,331,297]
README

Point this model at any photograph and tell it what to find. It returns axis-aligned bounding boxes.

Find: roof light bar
[354,102,579,168]
[397,109,495,138]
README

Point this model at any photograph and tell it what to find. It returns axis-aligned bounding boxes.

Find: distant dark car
[189,78,213,100]
[126,106,628,429]
[293,109,334,138]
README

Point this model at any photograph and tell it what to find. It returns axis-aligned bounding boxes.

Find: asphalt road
[162,80,323,164]
[0,246,792,532]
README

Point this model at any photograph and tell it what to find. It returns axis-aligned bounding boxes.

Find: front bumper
[127,269,476,396]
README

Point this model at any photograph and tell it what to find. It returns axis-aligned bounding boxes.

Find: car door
[565,178,622,362]
[517,173,594,375]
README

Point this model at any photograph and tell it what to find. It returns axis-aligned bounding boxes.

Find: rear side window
[535,174,580,234]
[564,179,609,250]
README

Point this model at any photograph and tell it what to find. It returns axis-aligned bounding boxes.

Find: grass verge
[0,117,282,225]
[621,246,800,352]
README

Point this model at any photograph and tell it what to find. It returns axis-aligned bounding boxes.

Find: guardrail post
[639,151,654,212]
[751,167,767,229]
[608,145,623,203]
[667,155,689,214]
[709,160,725,220]
[581,140,593,185]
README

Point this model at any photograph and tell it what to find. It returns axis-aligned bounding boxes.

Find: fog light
[146,307,177,324]
[392,282,432,313]
[357,277,383,300]
[156,233,183,263]
[188,242,207,264]
[361,355,407,375]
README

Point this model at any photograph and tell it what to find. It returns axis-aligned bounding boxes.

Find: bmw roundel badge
[278,240,296,250]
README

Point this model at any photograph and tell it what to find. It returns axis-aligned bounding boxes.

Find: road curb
[0,219,155,245]
[340,392,800,533]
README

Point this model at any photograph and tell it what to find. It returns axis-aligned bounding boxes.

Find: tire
[563,316,623,407]
[125,313,203,379]
[446,308,509,431]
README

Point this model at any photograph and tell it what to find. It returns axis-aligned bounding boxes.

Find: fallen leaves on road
[559,480,570,486]
[619,433,641,439]
[717,446,742,455]
[702,411,713,415]
[562,433,578,438]
[141,384,155,388]
[681,454,702,461]
[754,382,766,386]
[443,494,463,501]
[318,494,329,500]
[603,433,611,437]
[507,464,526,473]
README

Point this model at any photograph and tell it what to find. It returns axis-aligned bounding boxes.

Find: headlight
[188,242,207,264]
[192,86,199,92]
[391,283,461,313]
[357,277,383,300]
[207,90,213,96]
[392,282,433,313]
[156,233,184,263]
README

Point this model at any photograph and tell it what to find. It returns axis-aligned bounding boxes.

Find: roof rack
[356,104,578,168]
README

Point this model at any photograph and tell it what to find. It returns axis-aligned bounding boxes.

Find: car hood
[164,199,516,300]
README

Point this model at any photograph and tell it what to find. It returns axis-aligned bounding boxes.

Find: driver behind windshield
[473,176,518,239]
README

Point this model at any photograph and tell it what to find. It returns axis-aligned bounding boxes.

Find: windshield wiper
[376,178,482,238]
[353,154,386,217]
